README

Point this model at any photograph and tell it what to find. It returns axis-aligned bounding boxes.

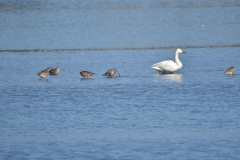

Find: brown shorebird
[80,70,95,78]
[49,66,63,75]
[103,69,120,77]
[224,67,236,75]
[38,68,49,78]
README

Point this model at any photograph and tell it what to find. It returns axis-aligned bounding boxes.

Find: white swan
[151,48,185,74]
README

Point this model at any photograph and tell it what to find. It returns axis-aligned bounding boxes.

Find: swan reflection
[153,74,183,83]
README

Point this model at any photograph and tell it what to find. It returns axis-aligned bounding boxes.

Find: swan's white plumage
[151,48,185,74]
[152,60,180,73]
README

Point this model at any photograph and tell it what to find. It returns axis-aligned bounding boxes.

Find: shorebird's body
[49,66,61,75]
[103,69,120,77]
[224,67,236,75]
[151,48,185,74]
[38,68,49,78]
[80,70,95,78]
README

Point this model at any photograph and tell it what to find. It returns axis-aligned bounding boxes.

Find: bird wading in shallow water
[151,48,185,74]
[103,69,120,77]
[224,67,236,75]
[49,66,63,75]
[80,70,95,78]
[38,68,49,78]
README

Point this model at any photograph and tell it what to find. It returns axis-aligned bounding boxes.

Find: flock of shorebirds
[38,67,120,79]
[37,48,236,79]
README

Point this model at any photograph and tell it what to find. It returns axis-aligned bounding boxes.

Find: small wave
[1,1,240,13]
[0,45,240,53]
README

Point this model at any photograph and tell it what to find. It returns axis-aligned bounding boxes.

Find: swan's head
[176,48,185,53]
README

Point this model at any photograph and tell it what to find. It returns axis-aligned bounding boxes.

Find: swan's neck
[174,51,182,69]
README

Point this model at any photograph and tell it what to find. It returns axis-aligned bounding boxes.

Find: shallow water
[1,0,240,159]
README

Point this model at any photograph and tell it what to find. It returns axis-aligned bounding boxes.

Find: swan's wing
[152,60,179,72]
[152,60,172,67]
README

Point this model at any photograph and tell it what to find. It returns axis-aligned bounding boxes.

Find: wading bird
[224,67,236,75]
[151,48,185,74]
[38,68,49,78]
[49,66,63,75]
[103,69,120,77]
[80,70,95,78]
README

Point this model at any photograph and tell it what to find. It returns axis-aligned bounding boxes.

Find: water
[1,0,240,159]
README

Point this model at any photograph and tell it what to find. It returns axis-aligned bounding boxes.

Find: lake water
[0,0,240,159]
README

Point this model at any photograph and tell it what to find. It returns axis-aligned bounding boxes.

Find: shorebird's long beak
[117,71,120,77]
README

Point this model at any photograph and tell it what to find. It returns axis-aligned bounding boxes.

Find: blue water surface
[0,0,240,159]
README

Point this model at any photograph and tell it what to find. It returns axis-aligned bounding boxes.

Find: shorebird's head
[57,66,64,71]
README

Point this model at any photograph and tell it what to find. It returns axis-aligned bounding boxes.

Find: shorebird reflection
[80,78,94,81]
[39,78,49,81]
[104,76,117,80]
[52,74,60,77]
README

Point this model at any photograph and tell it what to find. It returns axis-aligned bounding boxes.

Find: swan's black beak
[183,51,186,53]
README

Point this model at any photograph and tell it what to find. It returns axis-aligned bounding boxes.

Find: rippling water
[0,0,240,159]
